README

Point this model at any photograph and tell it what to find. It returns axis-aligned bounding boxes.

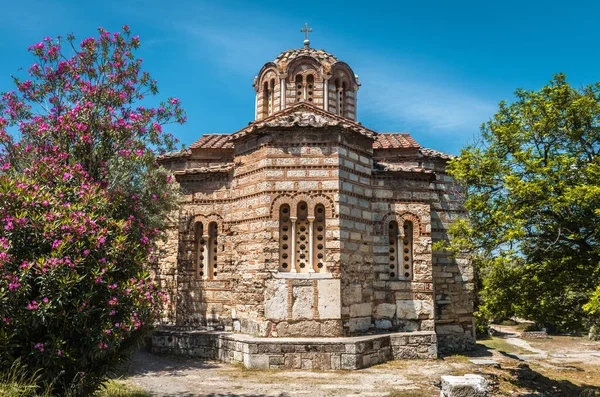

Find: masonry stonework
[154,42,475,364]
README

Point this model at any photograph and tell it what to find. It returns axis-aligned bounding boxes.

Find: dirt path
[123,350,467,397]
[121,330,600,397]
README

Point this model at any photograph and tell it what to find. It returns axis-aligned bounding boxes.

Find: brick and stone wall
[155,123,474,353]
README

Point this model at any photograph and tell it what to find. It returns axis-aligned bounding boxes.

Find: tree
[445,74,600,332]
[0,26,185,394]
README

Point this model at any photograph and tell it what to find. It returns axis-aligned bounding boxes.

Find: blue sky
[1,0,599,154]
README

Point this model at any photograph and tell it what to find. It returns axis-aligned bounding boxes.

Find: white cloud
[355,57,496,140]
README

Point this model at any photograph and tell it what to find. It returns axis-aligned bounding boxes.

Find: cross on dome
[300,23,313,48]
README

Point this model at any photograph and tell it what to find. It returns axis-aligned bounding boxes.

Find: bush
[0,27,184,395]
[0,159,164,394]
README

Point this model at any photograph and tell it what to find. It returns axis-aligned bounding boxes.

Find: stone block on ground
[440,374,488,397]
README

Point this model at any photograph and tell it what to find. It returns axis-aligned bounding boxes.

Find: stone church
[153,33,475,367]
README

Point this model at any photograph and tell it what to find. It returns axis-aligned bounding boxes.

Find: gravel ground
[123,350,463,397]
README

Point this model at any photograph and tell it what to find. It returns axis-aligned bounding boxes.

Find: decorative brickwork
[155,43,475,355]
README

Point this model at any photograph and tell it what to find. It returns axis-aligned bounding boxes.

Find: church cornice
[231,102,378,141]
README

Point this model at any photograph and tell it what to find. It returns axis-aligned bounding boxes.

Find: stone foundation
[152,328,437,370]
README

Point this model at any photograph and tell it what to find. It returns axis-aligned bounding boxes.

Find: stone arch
[286,56,323,82]
[270,193,294,219]
[380,212,422,238]
[290,193,311,217]
[307,194,335,218]
[188,213,224,234]
[330,62,357,88]
[255,63,279,91]
[270,193,336,219]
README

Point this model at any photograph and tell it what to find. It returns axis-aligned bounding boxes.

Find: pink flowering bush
[0,27,184,395]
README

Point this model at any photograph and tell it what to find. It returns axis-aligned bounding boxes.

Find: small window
[279,205,292,271]
[388,221,399,279]
[296,202,309,272]
[262,81,269,118]
[207,222,218,279]
[400,221,413,280]
[313,204,326,272]
[306,74,314,103]
[295,74,303,102]
[335,79,344,116]
[195,222,205,278]
[268,79,275,116]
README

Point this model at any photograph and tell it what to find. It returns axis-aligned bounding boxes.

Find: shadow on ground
[486,357,600,396]
[126,350,220,378]
[153,394,291,397]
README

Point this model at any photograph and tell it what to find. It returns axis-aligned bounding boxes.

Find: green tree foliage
[445,74,600,332]
[0,27,185,395]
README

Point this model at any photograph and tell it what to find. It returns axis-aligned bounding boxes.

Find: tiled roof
[274,47,338,69]
[373,133,420,149]
[189,134,233,149]
[420,148,455,160]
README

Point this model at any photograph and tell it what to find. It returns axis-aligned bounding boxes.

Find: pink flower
[42,297,49,303]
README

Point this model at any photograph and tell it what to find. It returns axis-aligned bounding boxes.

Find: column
[254,92,258,120]
[308,216,315,273]
[323,76,330,112]
[280,77,286,110]
[290,217,297,273]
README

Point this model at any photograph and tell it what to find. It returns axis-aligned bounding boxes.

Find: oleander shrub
[0,26,185,395]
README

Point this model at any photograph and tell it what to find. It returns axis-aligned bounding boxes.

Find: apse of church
[155,26,475,353]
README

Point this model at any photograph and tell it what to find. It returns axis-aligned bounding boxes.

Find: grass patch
[0,359,52,397]
[94,380,150,397]
[442,354,471,364]
[477,337,534,355]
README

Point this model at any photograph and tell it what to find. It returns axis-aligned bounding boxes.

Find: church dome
[253,34,359,122]
[273,47,339,70]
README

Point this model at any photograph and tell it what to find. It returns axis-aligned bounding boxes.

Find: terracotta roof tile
[189,134,233,149]
[373,133,420,149]
[274,47,338,69]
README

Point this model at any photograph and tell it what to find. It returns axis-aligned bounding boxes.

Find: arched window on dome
[335,79,345,116]
[262,81,269,119]
[295,74,303,102]
[268,78,275,116]
[306,74,314,103]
